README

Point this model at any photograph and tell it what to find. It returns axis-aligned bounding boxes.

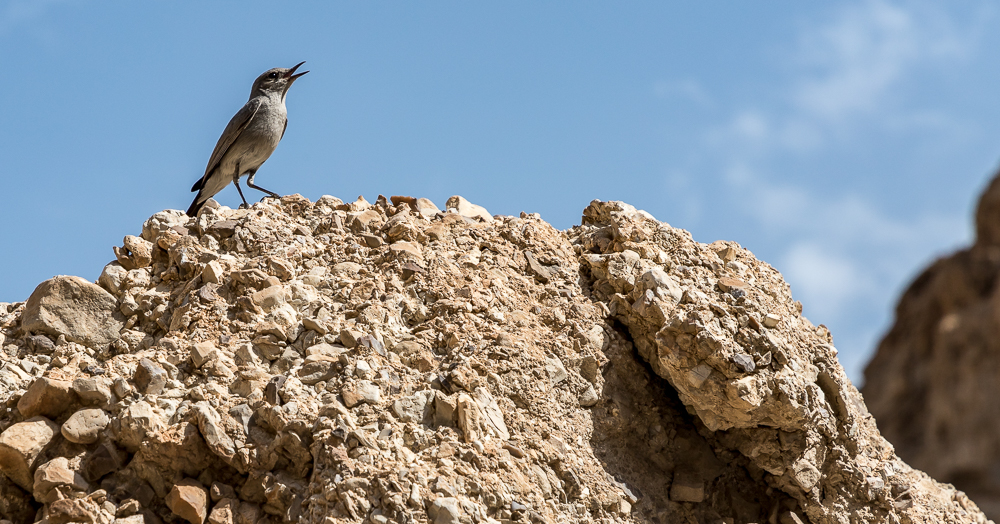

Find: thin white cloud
[685,1,981,381]
[792,1,922,121]
[782,241,872,320]
[0,0,77,36]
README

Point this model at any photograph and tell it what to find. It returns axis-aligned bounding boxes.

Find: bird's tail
[186,194,206,217]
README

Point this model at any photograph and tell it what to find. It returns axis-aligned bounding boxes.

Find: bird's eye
[268,72,279,79]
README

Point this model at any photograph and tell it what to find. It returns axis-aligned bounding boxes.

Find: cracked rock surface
[0,194,987,524]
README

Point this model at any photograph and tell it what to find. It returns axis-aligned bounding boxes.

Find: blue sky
[2,1,999,382]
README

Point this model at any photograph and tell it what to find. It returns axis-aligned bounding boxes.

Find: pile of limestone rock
[0,194,989,524]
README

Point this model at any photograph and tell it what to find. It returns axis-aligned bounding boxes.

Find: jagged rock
[21,275,123,349]
[113,400,164,453]
[208,497,237,524]
[190,341,218,368]
[429,496,463,524]
[61,408,110,444]
[98,262,129,296]
[17,376,74,418]
[113,235,154,270]
[392,390,434,423]
[133,358,167,395]
[142,209,188,242]
[166,478,209,524]
[46,497,101,524]
[193,401,235,462]
[0,416,60,490]
[33,456,89,503]
[445,195,493,223]
[341,380,380,408]
[72,376,114,407]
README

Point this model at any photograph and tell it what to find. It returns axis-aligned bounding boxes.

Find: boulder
[21,275,123,349]
[0,417,60,490]
[61,408,110,444]
[33,456,88,503]
[166,478,208,524]
[17,377,74,419]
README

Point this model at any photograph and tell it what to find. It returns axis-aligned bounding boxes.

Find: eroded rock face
[21,275,123,349]
[864,169,1000,519]
[0,194,987,524]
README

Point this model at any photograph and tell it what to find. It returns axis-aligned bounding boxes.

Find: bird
[186,62,309,217]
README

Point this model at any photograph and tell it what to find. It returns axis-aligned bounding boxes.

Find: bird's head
[250,61,309,100]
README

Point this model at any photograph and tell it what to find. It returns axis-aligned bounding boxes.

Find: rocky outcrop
[864,170,1000,519]
[0,193,987,523]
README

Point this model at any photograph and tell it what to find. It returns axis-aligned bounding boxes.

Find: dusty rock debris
[0,193,988,523]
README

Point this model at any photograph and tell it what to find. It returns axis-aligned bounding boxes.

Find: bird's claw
[238,203,248,210]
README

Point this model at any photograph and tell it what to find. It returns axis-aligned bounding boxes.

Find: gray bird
[186,62,309,216]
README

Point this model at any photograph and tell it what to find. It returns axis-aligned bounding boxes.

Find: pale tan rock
[389,241,423,260]
[72,376,113,407]
[434,392,458,427]
[339,328,361,348]
[141,209,188,242]
[113,235,153,270]
[133,357,167,395]
[0,416,59,490]
[208,497,237,524]
[98,262,128,295]
[445,195,493,223]
[61,408,110,444]
[33,456,88,503]
[341,381,380,408]
[473,387,509,440]
[17,377,73,419]
[166,478,208,524]
[415,197,440,217]
[21,275,123,349]
[46,497,101,524]
[191,341,218,368]
[456,393,481,443]
[114,400,164,453]
[428,496,462,524]
[202,260,224,284]
[193,401,235,462]
[250,285,287,313]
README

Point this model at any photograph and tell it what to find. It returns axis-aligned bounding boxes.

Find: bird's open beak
[285,61,309,82]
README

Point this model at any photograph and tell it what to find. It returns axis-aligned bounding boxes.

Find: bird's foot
[238,203,248,210]
[258,194,279,203]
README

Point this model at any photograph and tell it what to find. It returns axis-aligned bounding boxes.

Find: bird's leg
[246,170,280,201]
[233,169,251,209]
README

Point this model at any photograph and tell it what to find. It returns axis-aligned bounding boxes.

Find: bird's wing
[191,98,263,192]
[280,118,288,140]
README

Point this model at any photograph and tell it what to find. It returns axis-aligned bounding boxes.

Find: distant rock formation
[0,194,985,523]
[864,170,1000,519]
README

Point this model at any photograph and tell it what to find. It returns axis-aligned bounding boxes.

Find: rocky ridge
[0,193,987,524]
[864,169,1000,520]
